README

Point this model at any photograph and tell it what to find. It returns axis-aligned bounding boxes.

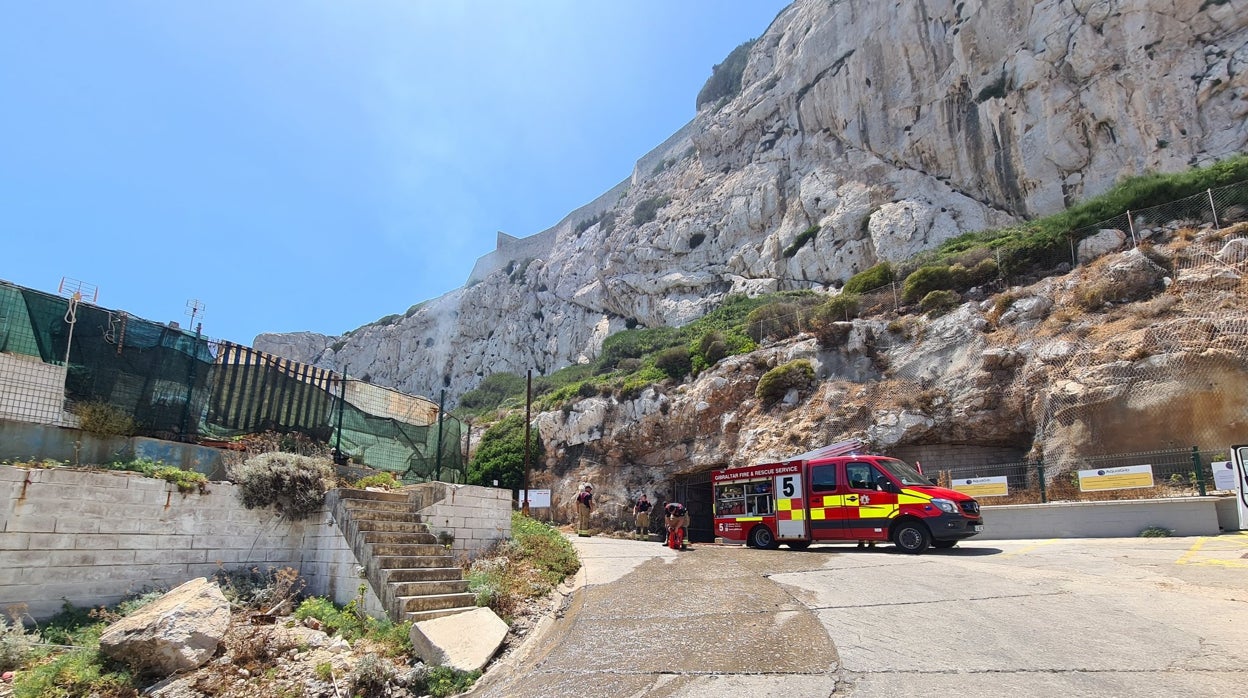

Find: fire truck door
[775,472,807,539]
[1233,444,1248,531]
[843,461,898,541]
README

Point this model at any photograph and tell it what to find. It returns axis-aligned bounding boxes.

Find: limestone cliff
[259,0,1247,401]
[254,0,1248,493]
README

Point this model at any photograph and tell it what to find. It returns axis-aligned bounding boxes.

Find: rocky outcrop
[257,0,1248,410]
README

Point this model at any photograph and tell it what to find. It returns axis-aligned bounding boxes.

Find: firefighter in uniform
[633,494,651,537]
[576,484,594,537]
[664,501,689,550]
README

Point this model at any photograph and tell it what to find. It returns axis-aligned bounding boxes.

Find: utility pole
[522,369,532,516]
[434,389,446,481]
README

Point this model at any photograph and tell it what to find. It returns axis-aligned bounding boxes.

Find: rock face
[257,0,1248,408]
[98,578,231,677]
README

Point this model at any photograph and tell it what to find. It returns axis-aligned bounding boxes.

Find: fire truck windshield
[875,458,931,486]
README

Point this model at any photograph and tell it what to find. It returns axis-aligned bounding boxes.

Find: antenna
[57,277,98,365]
[58,277,98,304]
[185,299,206,334]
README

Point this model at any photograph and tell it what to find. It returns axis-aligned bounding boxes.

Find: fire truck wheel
[786,541,811,550]
[892,521,931,554]
[932,540,957,549]
[748,525,778,550]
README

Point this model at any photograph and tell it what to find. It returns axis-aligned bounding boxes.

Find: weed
[69,401,135,438]
[351,471,402,490]
[1139,525,1173,537]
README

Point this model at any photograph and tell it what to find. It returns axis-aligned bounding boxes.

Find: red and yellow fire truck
[712,440,983,554]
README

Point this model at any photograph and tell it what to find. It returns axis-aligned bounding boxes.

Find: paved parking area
[468,534,1248,697]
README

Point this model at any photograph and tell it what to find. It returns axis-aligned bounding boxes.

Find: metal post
[522,369,532,516]
[1207,188,1220,229]
[434,389,446,481]
[334,376,346,462]
[1191,446,1207,496]
[179,323,201,439]
[1126,210,1138,246]
[1038,461,1047,504]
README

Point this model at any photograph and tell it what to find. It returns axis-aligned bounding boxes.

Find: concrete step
[371,542,448,557]
[354,520,430,535]
[339,488,410,504]
[347,508,425,524]
[342,498,416,515]
[398,592,478,614]
[404,606,476,623]
[391,579,470,597]
[374,555,459,569]
[384,567,466,584]
[362,530,439,546]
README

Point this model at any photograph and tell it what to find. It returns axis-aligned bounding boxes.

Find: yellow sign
[952,476,1009,497]
[1078,464,1154,492]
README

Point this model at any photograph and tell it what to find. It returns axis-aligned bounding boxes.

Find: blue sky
[1,1,790,346]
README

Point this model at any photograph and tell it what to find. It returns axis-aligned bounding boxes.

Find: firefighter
[633,493,651,537]
[664,501,689,550]
[576,484,594,537]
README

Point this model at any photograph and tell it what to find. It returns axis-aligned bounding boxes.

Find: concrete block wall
[979,496,1230,540]
[0,465,382,621]
[408,482,513,558]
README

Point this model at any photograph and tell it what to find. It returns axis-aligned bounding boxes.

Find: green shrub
[843,262,894,294]
[511,513,581,584]
[756,359,815,404]
[1138,525,1173,537]
[351,471,401,490]
[70,401,134,438]
[458,372,526,412]
[782,225,819,257]
[152,466,209,494]
[807,295,860,346]
[902,265,956,303]
[691,330,729,373]
[595,326,681,372]
[418,665,483,698]
[654,346,692,380]
[920,290,961,315]
[1,614,35,672]
[468,413,540,490]
[632,195,672,226]
[12,647,134,698]
[696,39,758,109]
[228,452,336,520]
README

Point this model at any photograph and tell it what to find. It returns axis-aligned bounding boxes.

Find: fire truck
[712,440,984,554]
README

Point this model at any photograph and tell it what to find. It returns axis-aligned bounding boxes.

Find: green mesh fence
[0,279,463,481]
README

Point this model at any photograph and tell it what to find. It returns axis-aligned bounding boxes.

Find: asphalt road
[467,533,1248,697]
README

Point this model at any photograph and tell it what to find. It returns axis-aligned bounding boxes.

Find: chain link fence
[932,447,1230,505]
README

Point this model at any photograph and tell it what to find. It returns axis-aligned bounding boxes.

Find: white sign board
[952,476,1009,497]
[1212,461,1236,491]
[518,489,551,508]
[1078,464,1154,492]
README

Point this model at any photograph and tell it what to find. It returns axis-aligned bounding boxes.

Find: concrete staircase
[335,488,476,623]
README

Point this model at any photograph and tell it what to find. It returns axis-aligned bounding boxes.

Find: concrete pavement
[467,533,1248,697]
[467,534,841,697]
